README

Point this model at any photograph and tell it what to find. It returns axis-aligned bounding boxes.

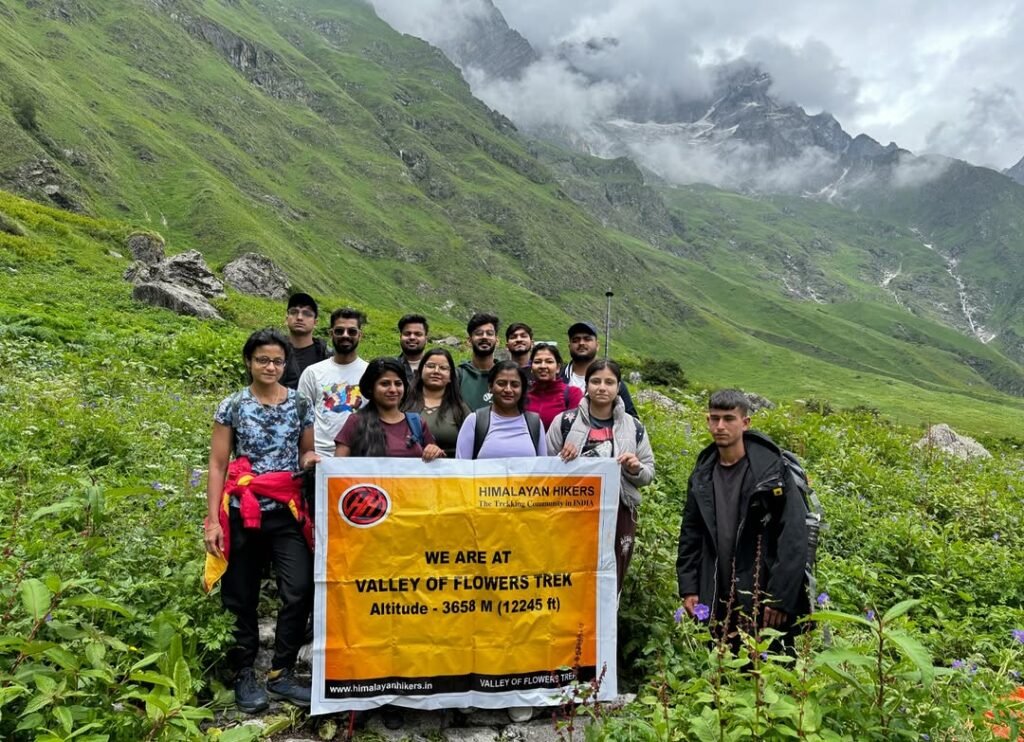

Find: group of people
[203,292,811,719]
[203,294,656,716]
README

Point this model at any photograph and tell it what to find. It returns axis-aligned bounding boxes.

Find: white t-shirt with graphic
[297,356,369,455]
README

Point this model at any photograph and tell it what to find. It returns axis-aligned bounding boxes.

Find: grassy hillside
[0,0,1022,434]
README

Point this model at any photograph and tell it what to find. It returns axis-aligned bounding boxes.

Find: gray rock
[914,424,991,461]
[159,250,225,298]
[634,389,685,413]
[132,282,221,320]
[223,252,289,299]
[628,371,642,384]
[743,392,776,413]
[437,336,462,348]
[444,728,501,742]
[123,261,153,284]
[126,232,166,264]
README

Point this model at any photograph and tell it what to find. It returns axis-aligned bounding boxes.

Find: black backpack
[779,450,826,607]
[472,407,542,459]
[559,408,646,445]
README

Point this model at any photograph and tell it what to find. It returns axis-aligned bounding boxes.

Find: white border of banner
[311,456,619,714]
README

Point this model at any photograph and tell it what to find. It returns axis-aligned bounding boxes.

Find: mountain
[1006,154,1024,186]
[1,0,1022,429]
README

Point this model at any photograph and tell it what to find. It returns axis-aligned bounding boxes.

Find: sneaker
[233,667,269,713]
[266,667,311,707]
[507,706,534,722]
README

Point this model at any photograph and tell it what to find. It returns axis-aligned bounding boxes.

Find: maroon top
[526,378,584,429]
[335,413,435,457]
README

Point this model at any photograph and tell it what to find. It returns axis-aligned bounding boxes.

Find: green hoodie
[457,361,491,411]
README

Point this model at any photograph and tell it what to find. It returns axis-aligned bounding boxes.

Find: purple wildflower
[760,651,768,661]
[866,609,876,621]
[1012,629,1024,644]
[151,482,163,491]
[44,612,52,623]
[816,592,829,607]
[993,533,1001,541]
[968,663,978,676]
[189,469,203,488]
[156,499,166,508]
[693,603,711,622]
[1010,670,1021,680]
[951,659,965,670]
[673,607,685,624]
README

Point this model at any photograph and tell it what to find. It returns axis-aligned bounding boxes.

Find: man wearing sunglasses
[297,308,369,456]
[280,293,330,390]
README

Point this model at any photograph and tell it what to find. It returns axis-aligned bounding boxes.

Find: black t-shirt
[581,416,615,458]
[282,339,328,389]
[713,457,749,602]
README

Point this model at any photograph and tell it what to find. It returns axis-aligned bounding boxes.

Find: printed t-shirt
[335,414,436,458]
[297,356,368,456]
[580,416,615,458]
[214,387,313,510]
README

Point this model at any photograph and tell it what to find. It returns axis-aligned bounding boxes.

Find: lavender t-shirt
[455,410,548,459]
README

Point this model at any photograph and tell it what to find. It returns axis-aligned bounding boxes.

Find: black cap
[287,292,319,317]
[567,321,598,338]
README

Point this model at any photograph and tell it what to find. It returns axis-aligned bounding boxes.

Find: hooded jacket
[676,430,809,621]
[558,364,638,418]
[526,377,584,429]
[457,361,491,411]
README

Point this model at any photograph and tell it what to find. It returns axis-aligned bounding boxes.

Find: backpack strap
[404,412,425,448]
[525,411,542,455]
[562,384,570,408]
[472,408,491,460]
[560,408,579,441]
[631,415,645,444]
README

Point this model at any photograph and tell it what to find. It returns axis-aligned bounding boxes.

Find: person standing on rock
[457,312,500,411]
[297,308,369,457]
[280,293,329,390]
[676,389,809,644]
[203,329,320,713]
[395,313,429,387]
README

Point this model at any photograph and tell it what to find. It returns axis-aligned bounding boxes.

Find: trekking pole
[604,289,613,358]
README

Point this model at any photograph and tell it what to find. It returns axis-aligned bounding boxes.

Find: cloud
[925,87,1024,170]
[890,153,953,189]
[369,0,492,47]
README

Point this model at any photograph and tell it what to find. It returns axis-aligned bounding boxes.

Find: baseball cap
[567,321,598,338]
[287,292,319,317]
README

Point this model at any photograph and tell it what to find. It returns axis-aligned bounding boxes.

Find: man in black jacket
[676,389,809,638]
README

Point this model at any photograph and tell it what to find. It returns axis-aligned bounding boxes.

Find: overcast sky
[372,0,1024,170]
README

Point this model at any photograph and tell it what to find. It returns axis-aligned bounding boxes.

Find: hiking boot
[266,667,311,707]
[233,667,269,714]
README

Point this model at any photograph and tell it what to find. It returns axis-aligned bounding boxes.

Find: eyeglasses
[422,362,451,372]
[287,308,316,318]
[252,357,286,367]
[332,327,360,337]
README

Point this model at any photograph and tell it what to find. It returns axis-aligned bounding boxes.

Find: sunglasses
[332,327,360,337]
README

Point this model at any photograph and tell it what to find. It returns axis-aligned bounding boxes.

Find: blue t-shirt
[214,388,313,510]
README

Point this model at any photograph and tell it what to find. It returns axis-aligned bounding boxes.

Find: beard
[570,349,597,364]
[332,336,359,355]
[471,340,495,358]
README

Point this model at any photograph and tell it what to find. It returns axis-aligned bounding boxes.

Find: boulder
[634,389,685,413]
[126,232,165,264]
[222,252,289,299]
[132,282,221,320]
[158,250,225,298]
[628,371,642,385]
[437,336,461,348]
[743,391,776,413]
[914,424,991,461]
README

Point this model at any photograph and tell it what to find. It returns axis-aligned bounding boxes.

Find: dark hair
[709,389,751,416]
[467,312,499,336]
[530,342,563,367]
[488,360,529,413]
[505,322,533,341]
[350,358,408,456]
[398,313,429,334]
[404,348,467,428]
[242,328,290,383]
[287,292,318,317]
[330,307,365,328]
[585,358,621,385]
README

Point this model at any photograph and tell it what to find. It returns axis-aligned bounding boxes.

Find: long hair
[488,359,529,413]
[404,348,467,428]
[350,357,408,457]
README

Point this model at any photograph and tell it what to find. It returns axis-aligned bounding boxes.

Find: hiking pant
[616,501,637,596]
[221,508,313,673]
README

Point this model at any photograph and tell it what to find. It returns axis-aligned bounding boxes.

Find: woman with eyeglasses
[525,343,583,429]
[403,348,470,458]
[455,360,547,459]
[204,329,320,713]
[334,357,445,461]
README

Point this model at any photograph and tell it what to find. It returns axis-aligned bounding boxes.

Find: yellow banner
[311,457,620,714]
